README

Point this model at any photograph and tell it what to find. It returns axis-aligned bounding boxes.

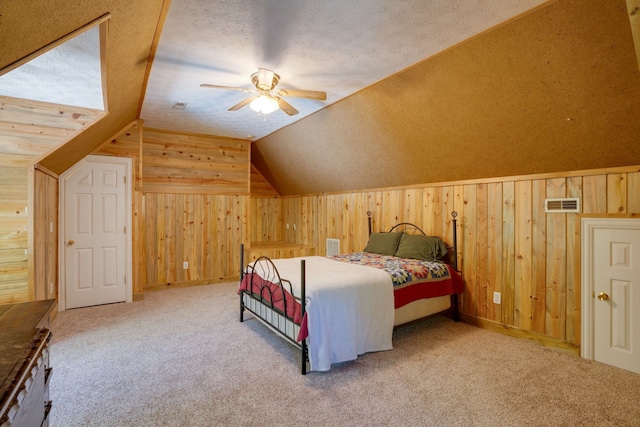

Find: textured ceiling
[0,0,551,141]
[140,0,550,140]
[0,26,104,110]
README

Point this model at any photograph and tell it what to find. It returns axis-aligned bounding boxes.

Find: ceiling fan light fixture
[250,95,279,114]
[201,67,325,117]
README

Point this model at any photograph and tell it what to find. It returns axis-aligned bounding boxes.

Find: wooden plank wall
[249,196,283,243]
[251,167,640,348]
[0,96,102,155]
[0,163,28,304]
[95,123,251,293]
[250,164,279,197]
[30,168,58,302]
[141,128,250,195]
[0,96,102,303]
[143,193,247,289]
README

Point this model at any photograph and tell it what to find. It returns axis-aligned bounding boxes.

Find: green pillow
[394,233,448,261]
[363,232,403,256]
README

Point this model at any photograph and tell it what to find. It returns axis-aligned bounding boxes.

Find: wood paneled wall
[1,165,58,304]
[0,164,28,304]
[142,193,247,289]
[0,97,102,155]
[95,123,250,294]
[0,96,101,303]
[141,128,250,195]
[250,196,284,243]
[30,168,58,302]
[251,166,640,348]
[250,165,279,197]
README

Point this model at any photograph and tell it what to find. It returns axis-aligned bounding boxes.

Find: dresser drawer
[0,330,51,427]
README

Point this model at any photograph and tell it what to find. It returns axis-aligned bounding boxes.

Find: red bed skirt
[393,265,464,309]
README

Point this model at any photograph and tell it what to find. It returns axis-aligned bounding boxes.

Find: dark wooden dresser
[0,300,55,427]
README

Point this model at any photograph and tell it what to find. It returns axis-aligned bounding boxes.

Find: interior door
[593,225,640,374]
[62,156,130,309]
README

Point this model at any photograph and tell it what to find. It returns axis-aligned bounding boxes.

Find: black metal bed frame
[239,252,309,374]
[239,211,460,375]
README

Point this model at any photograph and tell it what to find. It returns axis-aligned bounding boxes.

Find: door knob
[67,239,75,246]
[597,292,609,301]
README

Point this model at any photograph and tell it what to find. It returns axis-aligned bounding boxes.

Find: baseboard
[144,276,237,292]
[459,313,580,356]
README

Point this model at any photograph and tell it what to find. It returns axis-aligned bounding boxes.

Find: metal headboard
[366,210,459,271]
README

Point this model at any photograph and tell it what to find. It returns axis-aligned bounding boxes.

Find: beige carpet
[49,282,640,426]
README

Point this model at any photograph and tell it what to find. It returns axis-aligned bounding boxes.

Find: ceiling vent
[545,198,580,213]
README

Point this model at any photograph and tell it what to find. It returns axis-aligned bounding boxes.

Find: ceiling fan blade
[228,96,258,111]
[277,89,326,100]
[200,84,256,94]
[277,98,299,116]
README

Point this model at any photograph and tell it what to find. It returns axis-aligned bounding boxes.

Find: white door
[583,218,640,374]
[61,155,131,309]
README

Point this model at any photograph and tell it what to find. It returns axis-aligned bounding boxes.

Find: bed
[238,211,463,374]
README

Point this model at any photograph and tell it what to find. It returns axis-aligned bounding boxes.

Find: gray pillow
[363,232,403,256]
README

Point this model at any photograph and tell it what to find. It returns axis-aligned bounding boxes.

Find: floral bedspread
[330,252,452,287]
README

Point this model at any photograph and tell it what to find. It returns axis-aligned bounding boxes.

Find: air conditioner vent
[326,238,340,257]
[545,197,580,213]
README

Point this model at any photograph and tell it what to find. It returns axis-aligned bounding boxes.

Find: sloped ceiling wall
[0,0,168,175]
[252,0,640,196]
[2,0,638,193]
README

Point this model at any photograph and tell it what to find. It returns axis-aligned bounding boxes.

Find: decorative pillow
[363,232,403,256]
[394,233,448,261]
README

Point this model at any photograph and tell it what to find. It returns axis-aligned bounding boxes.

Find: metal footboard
[239,244,309,374]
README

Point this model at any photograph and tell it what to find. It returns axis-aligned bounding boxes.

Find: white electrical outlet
[493,291,501,304]
[286,223,290,229]
[183,261,189,269]
[293,224,297,231]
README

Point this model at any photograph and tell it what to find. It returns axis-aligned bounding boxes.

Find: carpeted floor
[49,282,640,426]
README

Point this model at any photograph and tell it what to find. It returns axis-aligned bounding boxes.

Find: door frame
[58,155,132,311]
[580,214,640,360]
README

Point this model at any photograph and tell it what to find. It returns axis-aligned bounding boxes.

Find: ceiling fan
[200,68,326,116]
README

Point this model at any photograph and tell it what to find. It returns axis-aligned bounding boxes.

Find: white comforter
[262,256,395,372]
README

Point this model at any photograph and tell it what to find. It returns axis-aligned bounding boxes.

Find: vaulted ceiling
[139,0,551,141]
[1,0,639,196]
[3,1,550,141]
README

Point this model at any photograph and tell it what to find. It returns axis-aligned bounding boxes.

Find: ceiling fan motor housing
[252,68,280,91]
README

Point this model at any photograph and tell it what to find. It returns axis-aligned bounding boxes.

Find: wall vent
[545,197,580,213]
[326,238,340,257]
